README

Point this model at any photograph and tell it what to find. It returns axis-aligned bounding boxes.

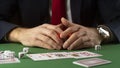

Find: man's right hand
[8,24,63,50]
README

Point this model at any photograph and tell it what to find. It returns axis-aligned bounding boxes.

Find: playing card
[73,58,111,68]
[27,53,53,61]
[0,58,20,64]
[69,51,102,59]
[47,52,71,59]
[27,52,70,61]
[0,50,20,64]
[27,51,102,61]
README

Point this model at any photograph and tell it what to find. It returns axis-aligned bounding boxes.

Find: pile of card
[0,51,20,64]
[27,51,102,61]
[73,58,111,68]
[0,58,20,64]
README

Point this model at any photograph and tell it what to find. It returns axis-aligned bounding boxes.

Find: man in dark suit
[0,0,119,50]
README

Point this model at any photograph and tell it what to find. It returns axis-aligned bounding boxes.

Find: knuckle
[54,26,60,30]
[54,27,59,31]
[73,32,78,37]
[68,27,73,31]
[43,36,50,41]
[49,30,56,35]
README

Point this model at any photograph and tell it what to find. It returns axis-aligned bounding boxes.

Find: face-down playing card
[73,58,111,68]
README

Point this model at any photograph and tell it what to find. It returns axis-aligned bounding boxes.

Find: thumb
[61,17,72,27]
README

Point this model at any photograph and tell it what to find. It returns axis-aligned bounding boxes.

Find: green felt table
[0,43,120,68]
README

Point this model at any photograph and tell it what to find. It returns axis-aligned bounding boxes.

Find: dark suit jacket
[0,0,120,42]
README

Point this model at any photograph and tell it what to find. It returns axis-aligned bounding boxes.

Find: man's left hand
[60,18,103,50]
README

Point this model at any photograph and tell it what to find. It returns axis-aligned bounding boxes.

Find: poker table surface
[0,43,119,68]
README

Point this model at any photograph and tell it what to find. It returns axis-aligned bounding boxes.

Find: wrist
[8,27,28,42]
[97,25,114,43]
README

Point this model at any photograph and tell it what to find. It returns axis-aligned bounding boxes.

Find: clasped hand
[9,18,103,50]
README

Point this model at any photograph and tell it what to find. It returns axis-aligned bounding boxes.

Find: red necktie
[51,0,66,25]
